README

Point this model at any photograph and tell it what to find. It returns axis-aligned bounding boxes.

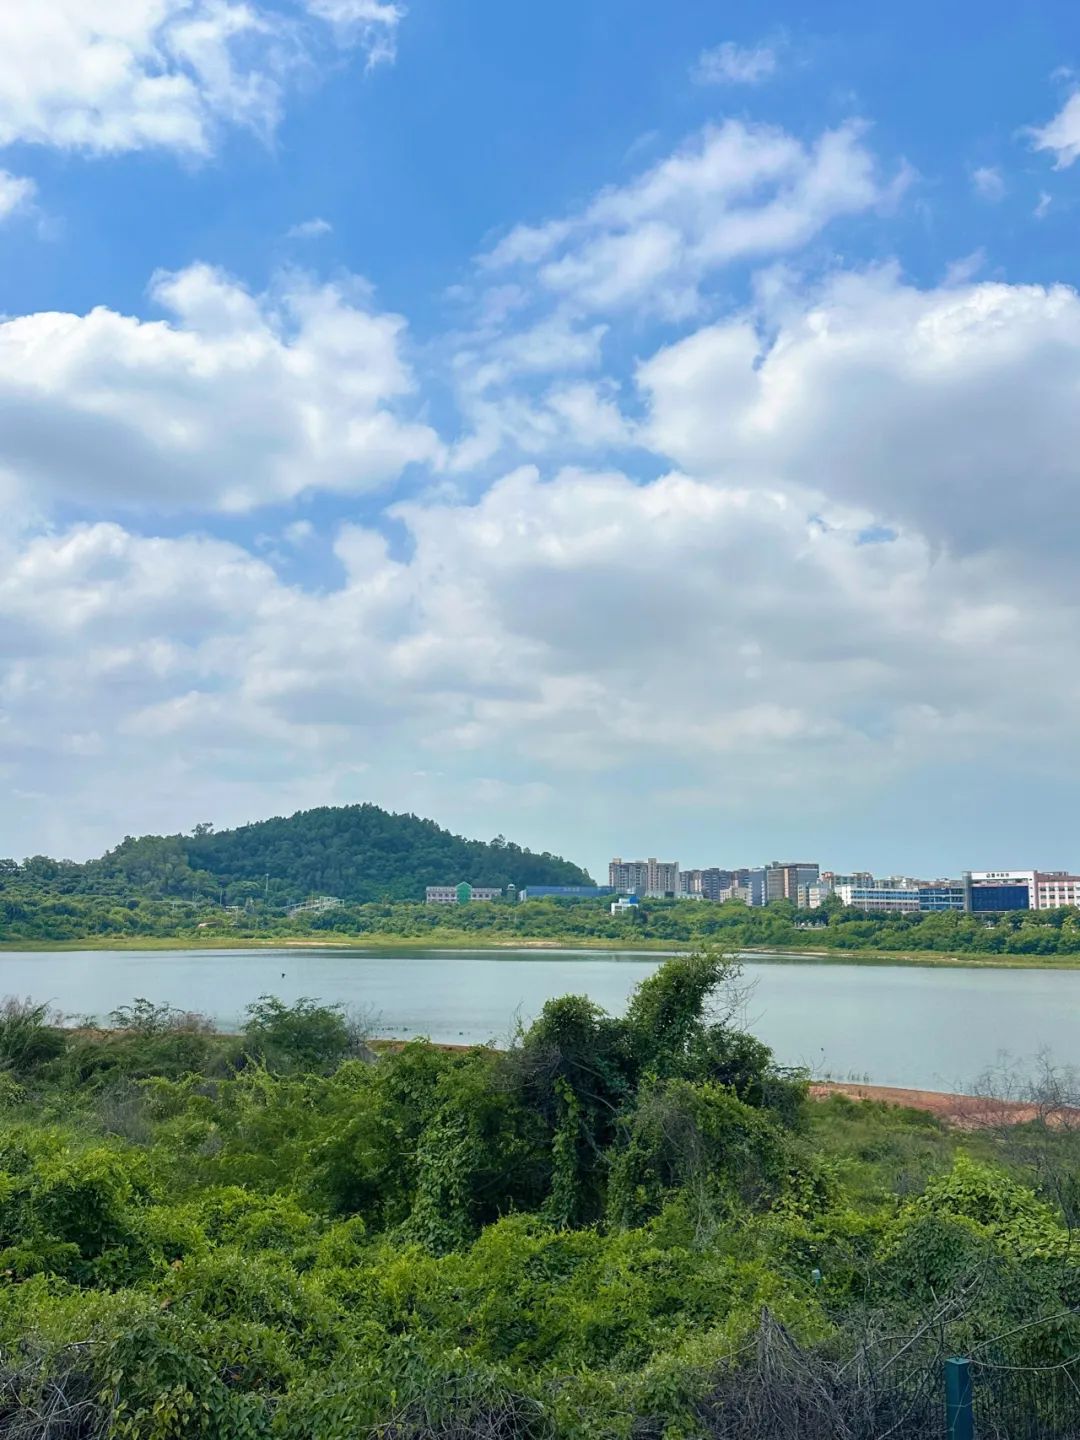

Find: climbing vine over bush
[0,954,1077,1437]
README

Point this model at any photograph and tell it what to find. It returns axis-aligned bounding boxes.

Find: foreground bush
[0,959,1076,1437]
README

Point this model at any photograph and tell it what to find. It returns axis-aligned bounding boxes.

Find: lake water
[1,947,1077,1092]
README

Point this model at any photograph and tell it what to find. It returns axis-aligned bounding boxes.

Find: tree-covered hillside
[0,804,592,905]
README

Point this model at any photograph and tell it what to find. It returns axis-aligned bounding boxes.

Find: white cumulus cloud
[0,0,402,158]
[0,263,441,512]
[482,119,892,318]
[638,266,1080,563]
[454,118,903,468]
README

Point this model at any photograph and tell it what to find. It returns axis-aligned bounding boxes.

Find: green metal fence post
[945,1357,974,1440]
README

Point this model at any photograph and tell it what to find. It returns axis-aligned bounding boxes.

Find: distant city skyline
[602,857,1080,914]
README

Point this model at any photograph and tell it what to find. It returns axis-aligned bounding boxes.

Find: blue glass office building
[968,883,1030,912]
[518,885,615,901]
[918,886,967,911]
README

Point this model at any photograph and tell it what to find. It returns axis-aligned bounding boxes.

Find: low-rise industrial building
[425,882,504,904]
[834,883,965,913]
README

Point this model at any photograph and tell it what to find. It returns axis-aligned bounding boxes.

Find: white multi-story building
[836,882,965,913]
[836,883,922,913]
[1034,873,1080,909]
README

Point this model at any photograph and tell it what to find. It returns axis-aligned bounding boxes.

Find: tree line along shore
[5,889,1080,963]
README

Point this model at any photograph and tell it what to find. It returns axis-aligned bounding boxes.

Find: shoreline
[811,1081,1078,1129]
[26,1018,1060,1120]
[2,933,1080,970]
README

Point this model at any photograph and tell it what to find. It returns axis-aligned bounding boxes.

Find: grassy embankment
[4,927,1080,968]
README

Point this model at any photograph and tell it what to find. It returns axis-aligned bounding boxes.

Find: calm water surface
[1,947,1077,1092]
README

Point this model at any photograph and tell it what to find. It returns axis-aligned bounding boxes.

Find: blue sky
[2,0,1080,880]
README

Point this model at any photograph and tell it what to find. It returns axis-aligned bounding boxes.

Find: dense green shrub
[241,995,369,1075]
[0,998,67,1077]
[0,957,1075,1437]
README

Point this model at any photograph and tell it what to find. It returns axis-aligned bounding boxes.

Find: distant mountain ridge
[1,804,593,905]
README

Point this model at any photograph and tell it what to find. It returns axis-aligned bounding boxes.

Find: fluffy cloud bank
[8,242,1080,854]
[3,456,1077,857]
[3,63,1080,865]
[453,116,906,467]
[0,263,440,511]
[639,267,1080,563]
[0,0,402,157]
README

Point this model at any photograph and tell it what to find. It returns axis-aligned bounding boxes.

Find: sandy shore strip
[811,1081,1080,1129]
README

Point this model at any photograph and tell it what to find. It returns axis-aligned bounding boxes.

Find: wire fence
[688,1308,1080,1440]
[969,1350,1080,1440]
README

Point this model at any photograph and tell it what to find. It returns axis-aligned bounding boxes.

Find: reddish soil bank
[811,1082,1080,1130]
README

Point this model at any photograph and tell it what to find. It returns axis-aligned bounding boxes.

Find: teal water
[1,946,1076,1091]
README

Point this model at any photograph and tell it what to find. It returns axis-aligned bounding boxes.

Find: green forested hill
[1,804,592,905]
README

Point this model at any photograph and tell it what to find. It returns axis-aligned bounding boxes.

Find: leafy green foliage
[0,958,1076,1437]
[0,998,66,1076]
[0,802,592,908]
[241,996,368,1075]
